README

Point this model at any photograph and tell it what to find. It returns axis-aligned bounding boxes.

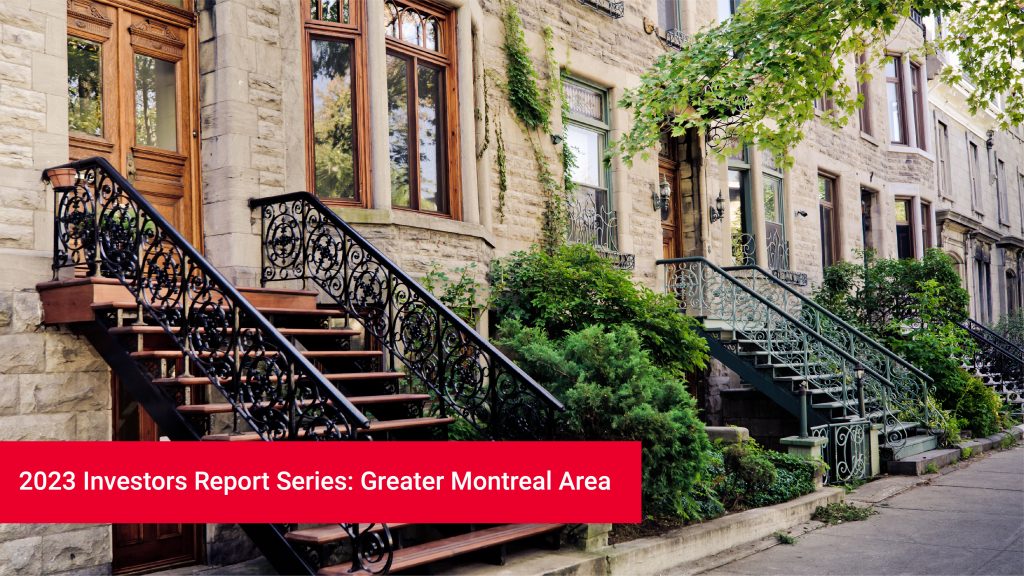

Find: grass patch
[960,446,973,459]
[924,462,939,474]
[774,531,796,545]
[999,435,1017,450]
[812,502,876,525]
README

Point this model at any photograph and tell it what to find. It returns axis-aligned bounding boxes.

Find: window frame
[997,158,1009,226]
[909,61,925,149]
[886,54,908,145]
[936,120,951,198]
[657,0,682,31]
[856,52,871,136]
[818,173,838,270]
[564,76,612,199]
[303,0,370,206]
[969,139,982,213]
[921,200,932,250]
[895,197,915,259]
[383,0,462,218]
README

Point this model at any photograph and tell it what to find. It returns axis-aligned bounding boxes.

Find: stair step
[201,417,454,441]
[130,349,382,360]
[153,372,406,386]
[882,433,939,460]
[109,325,360,338]
[775,374,843,382]
[177,394,431,416]
[886,447,959,475]
[286,523,412,545]
[318,524,564,575]
[811,400,856,410]
[92,301,347,317]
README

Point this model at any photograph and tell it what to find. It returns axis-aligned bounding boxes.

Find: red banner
[0,441,641,524]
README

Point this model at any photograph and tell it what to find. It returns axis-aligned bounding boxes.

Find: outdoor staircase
[39,158,565,575]
[961,319,1024,418]
[658,258,937,482]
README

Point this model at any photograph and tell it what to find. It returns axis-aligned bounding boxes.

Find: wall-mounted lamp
[796,210,809,218]
[551,134,564,145]
[654,179,671,219]
[986,130,994,150]
[709,191,725,223]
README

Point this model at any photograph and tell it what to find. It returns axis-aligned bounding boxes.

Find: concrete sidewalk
[695,445,1024,576]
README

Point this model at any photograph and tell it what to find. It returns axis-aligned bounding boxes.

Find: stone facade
[0,0,1021,572]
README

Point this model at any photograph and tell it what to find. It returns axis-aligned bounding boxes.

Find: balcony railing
[578,0,624,18]
[766,226,808,286]
[567,187,635,269]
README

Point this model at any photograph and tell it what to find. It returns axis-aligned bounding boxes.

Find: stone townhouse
[0,0,1021,573]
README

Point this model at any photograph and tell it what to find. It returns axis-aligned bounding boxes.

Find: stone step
[882,433,938,461]
[885,447,960,475]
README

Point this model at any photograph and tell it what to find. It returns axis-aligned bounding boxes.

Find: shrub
[816,249,1007,436]
[491,244,708,374]
[700,440,816,511]
[497,321,711,519]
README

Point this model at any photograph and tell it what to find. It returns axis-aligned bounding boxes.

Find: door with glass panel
[67,0,202,572]
[67,0,200,244]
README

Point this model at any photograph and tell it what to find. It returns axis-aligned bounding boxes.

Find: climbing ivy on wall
[502,3,549,130]
[494,5,576,252]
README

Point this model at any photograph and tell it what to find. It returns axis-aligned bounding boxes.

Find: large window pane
[387,54,411,207]
[311,38,356,199]
[417,64,444,212]
[763,175,782,224]
[134,54,177,150]
[566,124,602,188]
[68,37,103,137]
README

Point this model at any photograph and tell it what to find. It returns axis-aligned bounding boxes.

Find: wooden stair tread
[153,372,406,386]
[130,349,381,359]
[201,417,454,441]
[286,523,412,545]
[109,325,359,337]
[177,394,430,415]
[319,524,564,575]
[91,301,346,317]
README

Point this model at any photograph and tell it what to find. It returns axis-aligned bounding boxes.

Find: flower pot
[45,167,78,190]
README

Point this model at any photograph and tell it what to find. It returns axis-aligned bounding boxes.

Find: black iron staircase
[659,258,936,482]
[961,318,1024,418]
[41,158,565,575]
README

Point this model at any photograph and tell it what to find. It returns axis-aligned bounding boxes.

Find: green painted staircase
[659,258,937,481]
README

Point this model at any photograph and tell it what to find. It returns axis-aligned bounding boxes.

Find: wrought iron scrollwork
[811,421,870,484]
[251,193,564,441]
[577,0,624,18]
[723,265,933,457]
[566,188,635,270]
[961,320,1024,418]
[658,257,925,469]
[48,158,370,443]
[731,232,755,266]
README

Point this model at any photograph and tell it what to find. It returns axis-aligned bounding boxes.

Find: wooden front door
[660,133,683,260]
[67,0,201,244]
[68,0,203,572]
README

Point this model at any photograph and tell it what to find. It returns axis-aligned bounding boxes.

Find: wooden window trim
[921,201,933,250]
[385,0,462,220]
[857,52,871,135]
[910,61,925,149]
[303,0,371,207]
[895,197,915,258]
[818,173,838,268]
[886,54,908,145]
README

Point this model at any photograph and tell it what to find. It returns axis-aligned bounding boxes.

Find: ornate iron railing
[566,188,635,270]
[47,158,390,575]
[250,192,564,440]
[731,232,756,266]
[659,257,906,451]
[812,421,871,484]
[578,0,624,18]
[660,28,687,50]
[961,320,1024,416]
[765,227,808,286]
[965,318,1024,359]
[723,265,932,434]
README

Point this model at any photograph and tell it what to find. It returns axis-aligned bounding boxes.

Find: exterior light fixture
[654,179,671,218]
[709,191,725,223]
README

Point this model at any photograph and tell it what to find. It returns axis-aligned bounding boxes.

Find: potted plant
[45,167,78,190]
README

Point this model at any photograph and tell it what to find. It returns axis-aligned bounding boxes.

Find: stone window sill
[330,206,495,247]
[887,143,935,162]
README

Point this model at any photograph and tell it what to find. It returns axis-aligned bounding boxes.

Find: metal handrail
[250,192,564,436]
[963,318,1024,360]
[657,257,892,393]
[724,264,934,385]
[47,157,371,432]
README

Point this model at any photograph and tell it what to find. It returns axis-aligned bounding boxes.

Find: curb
[448,488,844,576]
